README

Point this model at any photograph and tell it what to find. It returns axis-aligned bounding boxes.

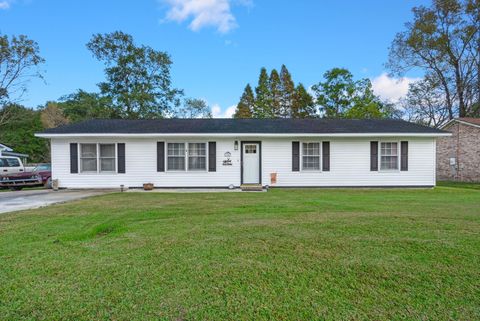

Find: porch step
[241,184,263,191]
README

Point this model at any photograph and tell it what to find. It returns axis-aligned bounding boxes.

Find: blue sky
[1,0,429,117]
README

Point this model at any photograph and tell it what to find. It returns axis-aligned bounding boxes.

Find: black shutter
[322,141,330,171]
[208,142,216,172]
[117,143,125,173]
[401,141,408,171]
[70,143,78,174]
[370,141,378,171]
[157,142,165,172]
[292,141,300,171]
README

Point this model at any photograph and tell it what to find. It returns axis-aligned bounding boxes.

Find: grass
[437,180,480,190]
[0,187,479,320]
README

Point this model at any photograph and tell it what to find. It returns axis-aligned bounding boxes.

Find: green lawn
[437,180,480,190]
[1,187,479,320]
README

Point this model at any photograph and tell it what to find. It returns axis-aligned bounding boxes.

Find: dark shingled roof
[39,118,446,134]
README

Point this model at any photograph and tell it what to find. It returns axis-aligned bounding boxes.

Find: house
[35,118,449,189]
[436,118,480,182]
[0,143,29,164]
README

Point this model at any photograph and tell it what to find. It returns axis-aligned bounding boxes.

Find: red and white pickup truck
[0,156,51,190]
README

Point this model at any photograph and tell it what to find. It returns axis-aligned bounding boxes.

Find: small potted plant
[143,183,154,190]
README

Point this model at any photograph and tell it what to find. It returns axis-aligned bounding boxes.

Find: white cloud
[371,73,420,103]
[0,1,11,9]
[161,0,249,33]
[212,104,236,118]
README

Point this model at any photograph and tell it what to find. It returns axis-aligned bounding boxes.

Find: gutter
[35,132,452,139]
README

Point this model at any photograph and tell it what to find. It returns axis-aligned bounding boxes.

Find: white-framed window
[80,143,97,172]
[167,143,186,171]
[380,142,399,170]
[167,142,208,171]
[99,144,116,172]
[79,143,117,173]
[188,143,206,171]
[302,142,320,171]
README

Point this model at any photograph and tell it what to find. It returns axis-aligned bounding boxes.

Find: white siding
[262,137,436,187]
[50,136,436,188]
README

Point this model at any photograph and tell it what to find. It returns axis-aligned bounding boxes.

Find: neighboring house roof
[441,118,480,129]
[37,118,448,137]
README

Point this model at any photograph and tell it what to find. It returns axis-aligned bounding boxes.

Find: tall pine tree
[269,69,282,118]
[253,68,271,118]
[279,65,295,117]
[292,83,316,118]
[233,84,255,118]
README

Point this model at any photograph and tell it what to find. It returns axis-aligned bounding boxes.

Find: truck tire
[44,177,52,189]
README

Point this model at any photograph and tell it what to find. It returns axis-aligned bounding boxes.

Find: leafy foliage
[175,98,212,118]
[401,77,450,127]
[86,31,183,119]
[253,67,272,118]
[235,65,317,118]
[40,102,70,129]
[0,104,48,162]
[312,68,393,119]
[233,85,255,118]
[387,0,479,119]
[58,90,118,123]
[0,33,44,106]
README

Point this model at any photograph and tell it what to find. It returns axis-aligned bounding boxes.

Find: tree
[0,104,47,162]
[233,84,254,118]
[40,102,70,128]
[402,77,450,127]
[279,65,296,117]
[312,68,394,119]
[58,90,118,122]
[86,31,182,119]
[387,0,479,118]
[0,33,44,106]
[175,98,212,118]
[253,67,271,118]
[292,83,316,118]
[312,68,356,118]
[269,69,282,117]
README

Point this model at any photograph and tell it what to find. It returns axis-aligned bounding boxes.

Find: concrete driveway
[0,189,111,214]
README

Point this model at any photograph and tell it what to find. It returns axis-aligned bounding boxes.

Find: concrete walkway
[0,189,111,214]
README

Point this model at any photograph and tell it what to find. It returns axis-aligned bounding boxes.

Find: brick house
[436,118,480,182]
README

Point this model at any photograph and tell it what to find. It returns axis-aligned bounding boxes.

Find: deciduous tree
[175,98,212,118]
[0,33,44,106]
[87,31,182,119]
[312,68,394,119]
[387,0,479,118]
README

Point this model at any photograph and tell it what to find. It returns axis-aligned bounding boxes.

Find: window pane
[302,143,320,156]
[168,143,185,156]
[245,144,257,154]
[100,144,115,157]
[189,156,206,170]
[302,156,320,170]
[81,158,97,172]
[81,144,97,158]
[100,158,115,172]
[189,143,206,156]
[168,156,185,170]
